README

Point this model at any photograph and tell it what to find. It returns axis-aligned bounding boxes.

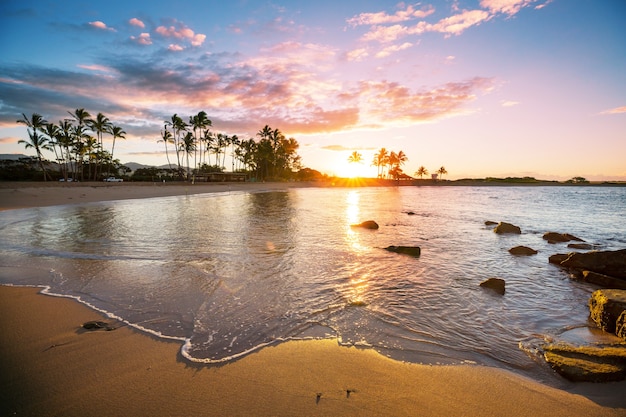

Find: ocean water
[1,185,625,384]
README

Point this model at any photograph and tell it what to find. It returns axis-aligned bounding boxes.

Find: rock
[568,243,595,250]
[351,220,379,230]
[543,343,626,382]
[548,253,569,265]
[581,271,626,290]
[480,278,505,295]
[384,246,421,257]
[406,211,416,215]
[508,246,538,256]
[493,222,521,234]
[82,321,115,331]
[560,249,626,280]
[484,220,498,226]
[543,232,584,244]
[617,311,626,340]
[589,289,626,334]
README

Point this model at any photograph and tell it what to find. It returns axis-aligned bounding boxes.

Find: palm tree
[414,166,428,179]
[69,108,91,128]
[87,112,112,180]
[372,148,388,178]
[42,122,61,176]
[17,113,52,180]
[437,166,448,180]
[190,111,211,170]
[348,151,363,164]
[109,125,126,164]
[159,126,174,170]
[166,114,187,178]
[181,132,195,179]
[396,150,408,169]
[57,119,74,179]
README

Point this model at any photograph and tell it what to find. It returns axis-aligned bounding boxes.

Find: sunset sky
[1,0,624,180]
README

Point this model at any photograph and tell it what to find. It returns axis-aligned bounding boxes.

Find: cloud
[77,64,115,73]
[375,42,413,58]
[600,106,626,115]
[501,100,520,107]
[346,48,369,62]
[321,144,377,152]
[354,1,538,43]
[167,44,184,52]
[89,21,116,32]
[155,20,206,47]
[480,0,536,15]
[428,9,491,37]
[130,33,153,46]
[357,77,496,126]
[0,136,19,144]
[129,18,145,28]
[347,4,435,27]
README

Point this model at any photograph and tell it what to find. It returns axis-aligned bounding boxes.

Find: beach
[1,182,625,416]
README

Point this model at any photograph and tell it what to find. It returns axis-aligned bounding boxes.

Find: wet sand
[1,181,625,416]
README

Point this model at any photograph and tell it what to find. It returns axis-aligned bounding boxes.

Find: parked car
[104,177,123,182]
[59,178,75,182]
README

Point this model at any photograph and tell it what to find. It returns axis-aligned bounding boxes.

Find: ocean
[1,185,625,384]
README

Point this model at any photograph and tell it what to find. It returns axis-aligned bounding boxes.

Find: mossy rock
[543,343,626,382]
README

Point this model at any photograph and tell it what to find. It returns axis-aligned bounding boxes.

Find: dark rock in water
[543,232,584,244]
[384,245,421,257]
[406,211,416,215]
[543,343,626,382]
[484,220,498,226]
[568,243,595,250]
[493,222,521,234]
[351,220,379,230]
[589,289,626,334]
[560,249,626,280]
[82,321,115,331]
[508,246,538,256]
[618,311,626,340]
[548,253,570,265]
[479,278,505,295]
[582,271,626,290]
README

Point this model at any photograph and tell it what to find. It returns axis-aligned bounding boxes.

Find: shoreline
[2,285,625,416]
[1,179,624,211]
[1,181,626,415]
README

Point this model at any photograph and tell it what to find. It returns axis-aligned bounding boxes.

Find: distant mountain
[122,162,172,172]
[0,153,30,160]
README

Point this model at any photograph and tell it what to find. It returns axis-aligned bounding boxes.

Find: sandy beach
[1,181,625,416]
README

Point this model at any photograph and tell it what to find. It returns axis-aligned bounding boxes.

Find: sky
[0,0,624,180]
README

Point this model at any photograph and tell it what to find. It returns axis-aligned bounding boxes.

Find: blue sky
[1,0,624,180]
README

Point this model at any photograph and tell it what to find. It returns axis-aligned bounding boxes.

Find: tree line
[17,110,126,181]
[348,148,448,180]
[16,109,303,182]
[159,112,301,181]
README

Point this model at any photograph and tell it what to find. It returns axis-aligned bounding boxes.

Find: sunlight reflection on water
[1,185,625,383]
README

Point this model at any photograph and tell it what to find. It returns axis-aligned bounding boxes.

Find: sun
[336,161,374,178]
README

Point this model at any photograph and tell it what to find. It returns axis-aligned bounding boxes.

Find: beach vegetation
[414,166,428,179]
[15,109,129,182]
[17,113,52,181]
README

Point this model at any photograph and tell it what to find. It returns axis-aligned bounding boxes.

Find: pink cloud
[168,44,184,52]
[129,18,145,28]
[362,24,413,43]
[89,21,116,32]
[156,21,206,47]
[347,4,435,26]
[600,106,626,115]
[77,64,114,73]
[131,33,152,46]
[375,42,413,58]
[358,77,496,125]
[480,0,536,15]
[428,9,491,36]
